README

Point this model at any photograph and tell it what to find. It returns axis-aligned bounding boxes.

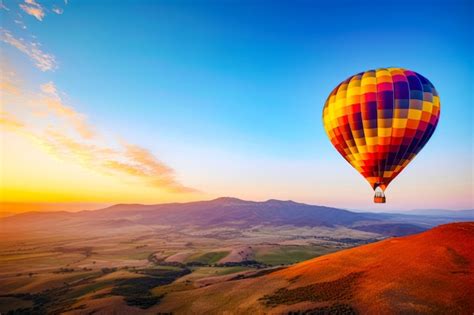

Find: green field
[254,246,334,265]
[190,266,251,276]
[185,251,230,264]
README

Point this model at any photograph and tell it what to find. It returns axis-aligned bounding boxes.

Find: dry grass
[260,272,363,307]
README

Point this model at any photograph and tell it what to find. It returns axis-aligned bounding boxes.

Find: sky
[0,0,473,213]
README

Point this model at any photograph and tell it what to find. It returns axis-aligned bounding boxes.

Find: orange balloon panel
[322,68,440,203]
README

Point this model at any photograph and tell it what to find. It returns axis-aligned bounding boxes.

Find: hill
[155,222,474,314]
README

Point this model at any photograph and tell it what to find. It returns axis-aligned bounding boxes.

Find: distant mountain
[87,197,381,228]
[351,223,426,236]
[404,209,474,218]
[0,197,469,237]
[155,222,474,314]
[354,208,474,219]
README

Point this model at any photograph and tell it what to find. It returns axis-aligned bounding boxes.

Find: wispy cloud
[124,143,173,175]
[40,82,95,139]
[42,129,114,163]
[14,19,27,29]
[40,81,58,96]
[40,128,197,194]
[43,97,96,139]
[19,5,44,21]
[0,28,56,71]
[52,6,63,14]
[19,0,45,21]
[0,111,25,130]
[121,143,196,193]
[0,80,20,95]
[1,78,197,194]
[0,61,21,95]
[13,0,65,23]
[0,0,10,11]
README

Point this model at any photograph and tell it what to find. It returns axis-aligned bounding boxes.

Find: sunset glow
[1,1,472,213]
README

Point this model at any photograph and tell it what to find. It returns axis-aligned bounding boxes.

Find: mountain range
[1,197,472,237]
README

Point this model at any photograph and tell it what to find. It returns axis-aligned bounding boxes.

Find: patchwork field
[0,223,377,313]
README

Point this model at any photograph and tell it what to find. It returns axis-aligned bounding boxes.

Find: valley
[0,198,471,314]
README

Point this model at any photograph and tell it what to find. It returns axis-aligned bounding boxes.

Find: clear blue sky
[1,0,473,210]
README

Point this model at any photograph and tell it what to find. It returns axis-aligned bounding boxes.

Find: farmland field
[0,221,378,314]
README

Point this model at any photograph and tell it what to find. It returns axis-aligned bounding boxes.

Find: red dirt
[268,222,474,314]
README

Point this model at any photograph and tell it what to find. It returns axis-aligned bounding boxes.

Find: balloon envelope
[322,68,440,203]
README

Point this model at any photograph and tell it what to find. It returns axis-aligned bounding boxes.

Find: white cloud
[52,6,63,14]
[0,28,57,71]
[40,81,58,96]
[19,0,45,21]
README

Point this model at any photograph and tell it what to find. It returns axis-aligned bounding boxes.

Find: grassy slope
[185,251,230,264]
[254,245,336,265]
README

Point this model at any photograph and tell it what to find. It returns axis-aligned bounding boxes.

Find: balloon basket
[374,186,386,203]
[374,196,386,203]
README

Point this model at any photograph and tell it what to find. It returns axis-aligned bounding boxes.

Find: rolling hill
[155,222,474,314]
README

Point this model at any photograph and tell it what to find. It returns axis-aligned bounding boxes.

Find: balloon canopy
[322,68,440,203]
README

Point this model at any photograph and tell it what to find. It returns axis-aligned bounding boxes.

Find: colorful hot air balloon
[322,68,440,203]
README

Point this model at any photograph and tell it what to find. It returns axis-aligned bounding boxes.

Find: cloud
[14,19,27,29]
[19,0,45,21]
[124,143,173,175]
[0,1,10,11]
[42,130,196,194]
[0,111,25,130]
[42,129,114,163]
[2,80,198,195]
[52,6,63,14]
[18,0,65,20]
[41,87,96,139]
[19,5,44,21]
[0,62,21,95]
[121,143,197,193]
[102,152,196,193]
[40,81,58,96]
[0,28,56,71]
[0,80,20,95]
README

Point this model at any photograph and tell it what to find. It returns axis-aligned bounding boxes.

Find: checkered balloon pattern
[322,68,440,202]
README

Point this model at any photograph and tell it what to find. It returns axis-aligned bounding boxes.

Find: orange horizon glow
[1,60,204,212]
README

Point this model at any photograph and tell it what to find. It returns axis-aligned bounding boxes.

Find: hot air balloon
[322,68,440,203]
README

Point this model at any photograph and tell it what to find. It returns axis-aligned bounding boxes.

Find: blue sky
[1,0,473,210]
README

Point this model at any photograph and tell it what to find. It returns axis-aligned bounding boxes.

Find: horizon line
[1,197,472,216]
